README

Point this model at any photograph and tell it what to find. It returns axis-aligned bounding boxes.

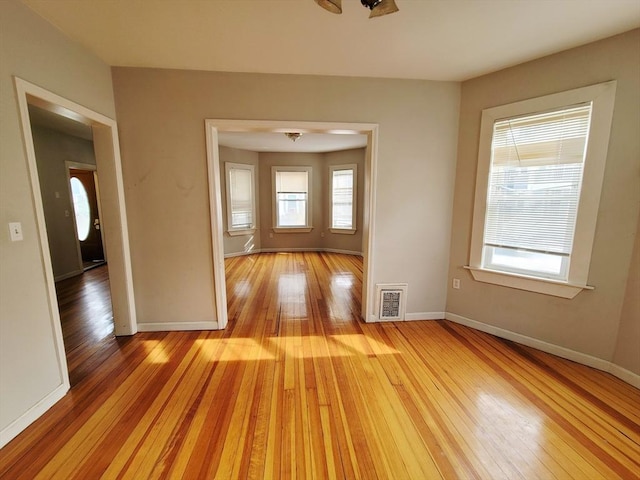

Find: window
[70,177,91,241]
[330,164,357,233]
[272,166,312,232]
[225,162,256,235]
[469,81,616,298]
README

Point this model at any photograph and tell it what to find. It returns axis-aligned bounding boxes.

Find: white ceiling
[218,131,367,153]
[22,0,640,82]
[21,0,640,150]
[28,104,94,141]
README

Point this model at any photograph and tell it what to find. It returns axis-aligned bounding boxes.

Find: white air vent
[375,283,408,321]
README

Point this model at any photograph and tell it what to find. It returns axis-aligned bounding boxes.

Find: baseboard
[224,250,257,258]
[321,248,363,256]
[445,312,640,387]
[225,248,363,258]
[136,321,219,332]
[366,312,444,323]
[405,312,445,321]
[608,364,640,389]
[0,382,68,449]
[54,269,83,282]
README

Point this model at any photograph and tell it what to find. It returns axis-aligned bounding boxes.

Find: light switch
[9,222,23,242]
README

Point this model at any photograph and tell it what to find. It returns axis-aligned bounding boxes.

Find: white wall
[0,0,117,444]
[112,68,461,327]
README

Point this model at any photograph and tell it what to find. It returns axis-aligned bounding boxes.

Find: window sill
[273,227,313,234]
[329,228,356,235]
[464,266,593,299]
[227,228,256,237]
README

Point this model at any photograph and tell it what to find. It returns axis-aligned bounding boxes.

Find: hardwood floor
[55,265,123,387]
[1,252,638,479]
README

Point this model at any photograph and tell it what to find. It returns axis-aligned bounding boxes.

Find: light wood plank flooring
[1,252,638,479]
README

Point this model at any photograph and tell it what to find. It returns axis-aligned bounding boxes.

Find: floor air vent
[376,283,408,321]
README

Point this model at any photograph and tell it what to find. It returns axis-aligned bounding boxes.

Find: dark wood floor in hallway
[0,252,638,479]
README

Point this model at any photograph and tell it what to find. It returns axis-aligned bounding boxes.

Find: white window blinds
[228,167,253,229]
[276,170,308,194]
[483,104,592,276]
[331,168,354,229]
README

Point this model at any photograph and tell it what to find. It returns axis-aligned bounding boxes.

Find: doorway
[205,120,379,330]
[15,77,137,398]
[69,166,106,271]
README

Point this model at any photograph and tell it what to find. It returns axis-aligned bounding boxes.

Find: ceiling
[21,0,640,82]
[218,132,367,153]
[28,104,94,141]
[21,0,640,150]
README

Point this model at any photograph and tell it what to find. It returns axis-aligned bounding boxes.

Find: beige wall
[613,211,640,374]
[219,146,261,256]
[112,67,460,325]
[258,151,326,251]
[447,29,640,370]
[220,147,365,256]
[0,0,116,438]
[323,148,366,254]
[32,125,97,280]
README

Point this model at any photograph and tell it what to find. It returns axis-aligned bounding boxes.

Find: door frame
[66,162,107,271]
[14,78,137,367]
[205,119,379,329]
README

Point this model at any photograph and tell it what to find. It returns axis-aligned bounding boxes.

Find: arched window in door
[70,177,91,241]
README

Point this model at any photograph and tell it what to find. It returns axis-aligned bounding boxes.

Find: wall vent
[375,283,408,321]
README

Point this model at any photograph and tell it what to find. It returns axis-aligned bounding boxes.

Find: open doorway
[205,120,379,329]
[14,77,137,392]
[68,166,106,271]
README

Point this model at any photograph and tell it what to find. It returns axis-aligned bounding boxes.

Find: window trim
[224,162,256,236]
[272,165,313,233]
[329,163,357,235]
[468,81,616,299]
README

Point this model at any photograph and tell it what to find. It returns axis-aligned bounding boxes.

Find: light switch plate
[9,222,23,242]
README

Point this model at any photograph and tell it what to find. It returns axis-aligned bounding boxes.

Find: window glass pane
[483,246,567,278]
[482,104,592,279]
[332,169,353,229]
[277,192,307,226]
[70,177,91,241]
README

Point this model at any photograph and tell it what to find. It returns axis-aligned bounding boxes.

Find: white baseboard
[608,364,640,389]
[224,248,362,258]
[405,312,445,321]
[445,312,640,388]
[224,250,256,258]
[321,248,363,256]
[0,382,68,449]
[54,269,83,282]
[137,321,219,332]
[367,312,444,323]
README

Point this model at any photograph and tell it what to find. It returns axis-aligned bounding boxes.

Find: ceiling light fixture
[314,0,342,14]
[315,0,398,17]
[362,0,399,18]
[284,132,302,142]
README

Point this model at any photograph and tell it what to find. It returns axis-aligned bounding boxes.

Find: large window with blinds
[272,166,313,231]
[225,162,256,235]
[330,164,357,233]
[482,105,591,280]
[469,82,616,298]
